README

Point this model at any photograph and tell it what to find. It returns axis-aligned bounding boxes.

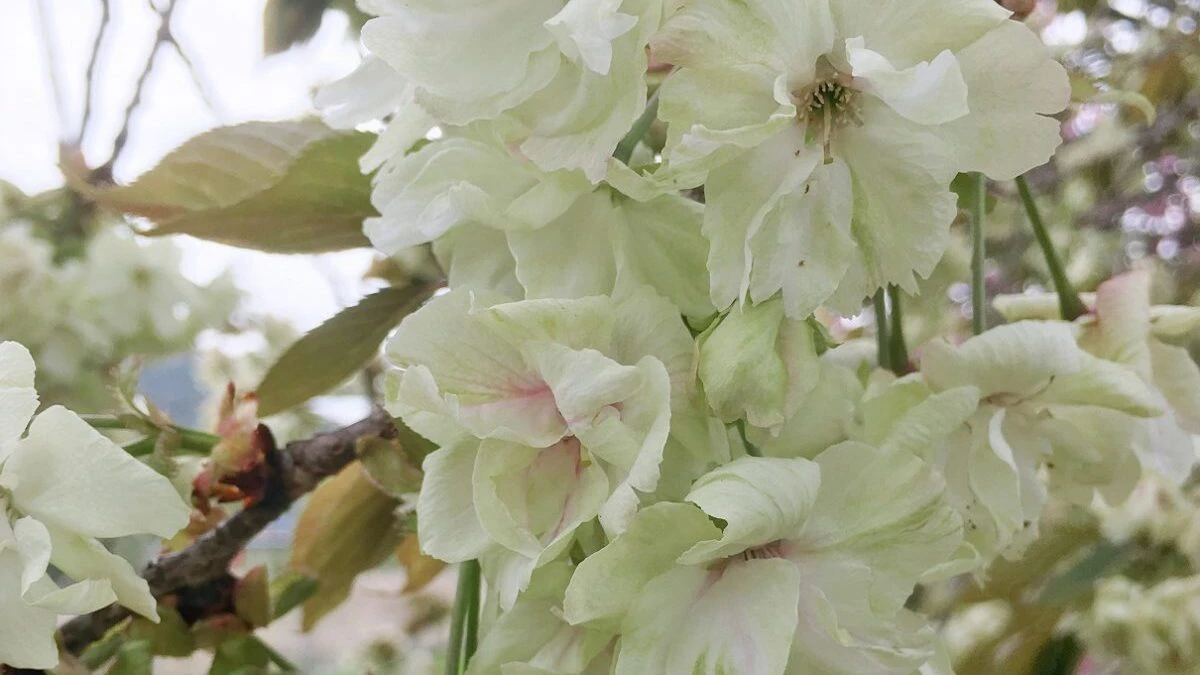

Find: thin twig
[970,172,988,335]
[77,0,112,146]
[92,0,178,183]
[58,409,398,655]
[166,37,225,119]
[31,0,70,141]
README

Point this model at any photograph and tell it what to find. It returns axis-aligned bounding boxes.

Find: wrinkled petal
[564,502,720,629]
[845,39,968,125]
[43,524,156,619]
[3,406,189,539]
[0,341,37,456]
[0,548,59,669]
[921,321,1082,398]
[616,560,801,675]
[545,0,638,75]
[417,440,492,562]
[938,21,1069,179]
[681,456,820,563]
[753,359,862,459]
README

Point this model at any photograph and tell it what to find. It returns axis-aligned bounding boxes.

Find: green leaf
[128,604,197,658]
[269,571,320,620]
[263,0,327,55]
[209,636,273,675]
[1036,541,1135,606]
[109,639,155,675]
[288,461,402,630]
[256,284,436,416]
[357,435,423,498]
[1029,635,1083,675]
[80,120,376,253]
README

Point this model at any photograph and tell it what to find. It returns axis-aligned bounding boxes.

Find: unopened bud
[997,0,1037,19]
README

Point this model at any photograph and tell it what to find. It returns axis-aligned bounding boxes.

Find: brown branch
[58,408,398,656]
[77,0,112,146]
[92,0,177,184]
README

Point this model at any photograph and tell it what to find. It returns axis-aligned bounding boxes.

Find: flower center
[794,61,862,165]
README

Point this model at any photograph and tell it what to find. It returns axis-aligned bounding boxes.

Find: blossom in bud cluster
[1079,575,1200,674]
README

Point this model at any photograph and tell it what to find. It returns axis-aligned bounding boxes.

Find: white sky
[0,0,373,330]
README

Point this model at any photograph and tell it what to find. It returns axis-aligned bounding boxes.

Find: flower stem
[873,289,891,372]
[82,414,220,455]
[1015,175,1087,321]
[445,560,482,675]
[970,172,987,335]
[613,89,661,165]
[887,285,908,375]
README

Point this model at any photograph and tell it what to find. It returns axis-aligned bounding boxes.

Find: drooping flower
[0,342,190,669]
[996,271,1200,478]
[915,321,1164,560]
[652,0,1070,317]
[385,288,692,605]
[564,446,963,675]
[360,0,666,181]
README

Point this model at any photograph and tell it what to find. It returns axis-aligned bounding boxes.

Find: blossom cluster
[312,0,1200,673]
[0,341,190,668]
[0,224,238,410]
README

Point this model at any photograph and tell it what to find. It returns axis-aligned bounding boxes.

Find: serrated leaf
[397,534,446,594]
[288,461,402,631]
[80,120,375,253]
[270,571,320,620]
[257,284,436,416]
[263,0,327,54]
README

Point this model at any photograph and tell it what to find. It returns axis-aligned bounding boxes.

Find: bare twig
[31,0,70,141]
[166,38,225,119]
[92,0,178,183]
[58,408,398,656]
[77,0,112,146]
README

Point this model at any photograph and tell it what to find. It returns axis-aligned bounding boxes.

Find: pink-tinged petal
[616,559,801,675]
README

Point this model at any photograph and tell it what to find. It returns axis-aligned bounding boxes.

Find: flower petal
[564,502,720,629]
[845,40,968,125]
[416,440,492,562]
[616,560,801,675]
[4,406,189,539]
[0,548,59,669]
[681,456,820,564]
[938,21,1069,179]
[43,524,157,619]
[920,321,1082,398]
[0,341,38,456]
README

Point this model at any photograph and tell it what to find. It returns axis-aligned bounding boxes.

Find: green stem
[613,89,661,165]
[887,285,908,375]
[873,289,891,372]
[1015,175,1087,321]
[83,414,220,455]
[970,172,987,335]
[734,419,761,457]
[445,560,481,675]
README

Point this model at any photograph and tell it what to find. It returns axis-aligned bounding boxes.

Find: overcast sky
[0,0,371,330]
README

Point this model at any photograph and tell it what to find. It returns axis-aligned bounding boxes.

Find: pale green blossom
[360,0,666,180]
[386,288,692,605]
[564,446,962,675]
[652,0,1069,316]
[0,342,190,669]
